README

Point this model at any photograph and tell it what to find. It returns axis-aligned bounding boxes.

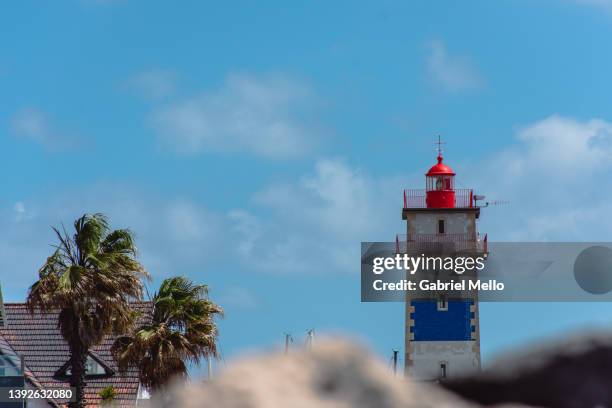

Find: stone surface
[442,330,612,408]
[148,331,612,408]
[151,339,488,408]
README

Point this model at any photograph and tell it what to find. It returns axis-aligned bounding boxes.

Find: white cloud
[227,210,262,257]
[233,159,403,274]
[475,115,612,192]
[125,69,177,100]
[12,109,52,144]
[516,115,612,174]
[223,116,612,268]
[0,185,232,300]
[13,202,25,215]
[255,160,374,239]
[151,73,321,159]
[11,108,83,150]
[466,115,612,241]
[573,0,612,11]
[12,202,33,223]
[0,161,396,299]
[217,287,259,310]
[0,161,396,301]
[7,113,612,290]
[425,40,483,92]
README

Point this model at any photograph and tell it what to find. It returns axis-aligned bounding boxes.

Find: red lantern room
[425,152,456,208]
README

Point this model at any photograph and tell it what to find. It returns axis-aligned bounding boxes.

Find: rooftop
[0,301,152,407]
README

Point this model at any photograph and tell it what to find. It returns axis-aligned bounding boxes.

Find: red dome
[426,155,455,176]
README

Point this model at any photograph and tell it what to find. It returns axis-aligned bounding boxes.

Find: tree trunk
[68,336,88,408]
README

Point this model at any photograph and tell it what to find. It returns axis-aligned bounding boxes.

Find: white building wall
[411,213,471,234]
[409,340,479,381]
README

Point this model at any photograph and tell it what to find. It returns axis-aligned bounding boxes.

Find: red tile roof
[0,302,152,407]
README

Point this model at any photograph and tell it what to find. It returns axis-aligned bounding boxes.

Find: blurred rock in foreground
[147,331,612,408]
[150,339,488,408]
[442,330,612,408]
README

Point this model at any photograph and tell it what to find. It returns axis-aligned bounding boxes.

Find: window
[435,177,444,190]
[440,362,447,378]
[0,354,21,377]
[84,357,107,375]
[60,355,112,378]
[437,294,448,311]
[438,219,445,234]
[138,385,151,400]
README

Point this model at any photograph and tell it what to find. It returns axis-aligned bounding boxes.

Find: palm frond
[112,276,222,390]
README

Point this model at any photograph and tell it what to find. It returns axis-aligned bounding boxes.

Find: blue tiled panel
[410,299,474,341]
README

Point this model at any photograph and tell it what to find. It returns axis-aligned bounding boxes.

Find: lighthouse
[399,141,487,381]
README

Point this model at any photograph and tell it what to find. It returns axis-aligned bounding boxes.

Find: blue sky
[3,0,612,374]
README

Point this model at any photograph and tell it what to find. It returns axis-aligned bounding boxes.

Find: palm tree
[111,276,222,392]
[26,213,148,408]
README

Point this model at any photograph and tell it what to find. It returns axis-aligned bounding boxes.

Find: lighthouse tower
[400,142,486,381]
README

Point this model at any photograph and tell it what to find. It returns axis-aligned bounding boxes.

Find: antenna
[435,135,446,158]
[473,195,509,208]
[284,333,293,355]
[485,200,510,207]
[305,329,315,350]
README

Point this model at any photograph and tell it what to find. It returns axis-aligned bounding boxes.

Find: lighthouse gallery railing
[395,232,488,254]
[403,188,473,208]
